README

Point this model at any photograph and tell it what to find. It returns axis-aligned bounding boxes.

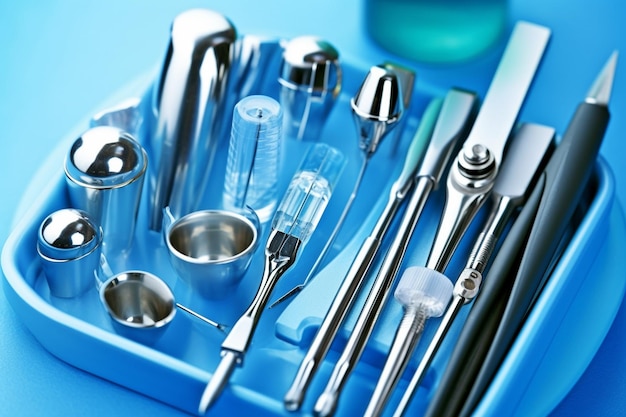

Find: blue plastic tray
[2,59,625,417]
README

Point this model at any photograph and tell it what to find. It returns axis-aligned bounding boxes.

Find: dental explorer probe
[271,64,409,307]
[282,89,478,412]
[198,144,345,413]
[427,50,618,417]
[387,123,554,417]
[313,21,550,417]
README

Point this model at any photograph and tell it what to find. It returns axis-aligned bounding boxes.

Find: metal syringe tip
[586,50,618,106]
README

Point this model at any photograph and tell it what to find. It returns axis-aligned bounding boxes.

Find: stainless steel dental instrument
[148,9,237,230]
[392,123,555,417]
[363,267,453,417]
[271,64,409,307]
[283,89,477,412]
[279,36,341,141]
[312,21,550,417]
[425,51,617,417]
[198,144,345,413]
[426,21,550,272]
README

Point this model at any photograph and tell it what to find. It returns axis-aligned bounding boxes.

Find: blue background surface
[0,1,624,415]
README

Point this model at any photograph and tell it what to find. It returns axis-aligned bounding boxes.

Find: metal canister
[64,125,147,257]
[37,208,103,298]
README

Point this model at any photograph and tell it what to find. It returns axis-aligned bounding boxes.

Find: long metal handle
[283,88,476,413]
[313,177,435,417]
[283,234,381,411]
[393,196,514,417]
[283,187,403,411]
[395,120,555,416]
[363,306,426,417]
[199,231,300,413]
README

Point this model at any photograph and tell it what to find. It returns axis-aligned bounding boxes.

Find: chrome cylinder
[37,208,103,298]
[278,36,341,141]
[64,126,147,257]
[148,9,237,229]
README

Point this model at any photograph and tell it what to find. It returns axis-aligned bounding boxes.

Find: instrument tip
[198,352,239,414]
[586,50,618,106]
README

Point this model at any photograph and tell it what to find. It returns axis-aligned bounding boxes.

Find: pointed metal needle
[586,50,617,106]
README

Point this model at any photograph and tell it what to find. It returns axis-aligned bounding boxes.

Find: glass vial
[224,95,283,223]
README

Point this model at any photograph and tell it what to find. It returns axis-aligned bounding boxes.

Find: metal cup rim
[99,270,176,330]
[165,209,259,265]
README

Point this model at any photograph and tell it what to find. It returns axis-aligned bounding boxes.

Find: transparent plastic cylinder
[223,95,283,223]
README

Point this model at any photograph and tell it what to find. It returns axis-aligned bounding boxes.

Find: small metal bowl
[100,271,175,344]
[164,209,259,299]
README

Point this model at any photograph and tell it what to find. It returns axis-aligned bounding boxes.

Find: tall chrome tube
[148,9,237,230]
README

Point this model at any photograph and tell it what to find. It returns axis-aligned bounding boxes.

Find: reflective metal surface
[279,36,341,141]
[65,125,147,257]
[100,271,175,345]
[164,209,259,299]
[37,208,103,298]
[149,9,237,229]
[351,65,404,155]
[283,89,477,413]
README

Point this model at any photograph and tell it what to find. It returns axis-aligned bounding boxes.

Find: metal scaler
[363,267,452,417]
[198,144,344,413]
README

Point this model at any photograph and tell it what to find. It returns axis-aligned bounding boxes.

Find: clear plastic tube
[272,143,345,244]
[223,95,283,222]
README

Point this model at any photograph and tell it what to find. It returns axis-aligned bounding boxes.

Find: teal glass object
[366,0,507,64]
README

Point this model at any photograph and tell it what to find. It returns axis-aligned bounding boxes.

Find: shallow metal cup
[100,271,175,345]
[164,209,259,299]
[37,209,103,298]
